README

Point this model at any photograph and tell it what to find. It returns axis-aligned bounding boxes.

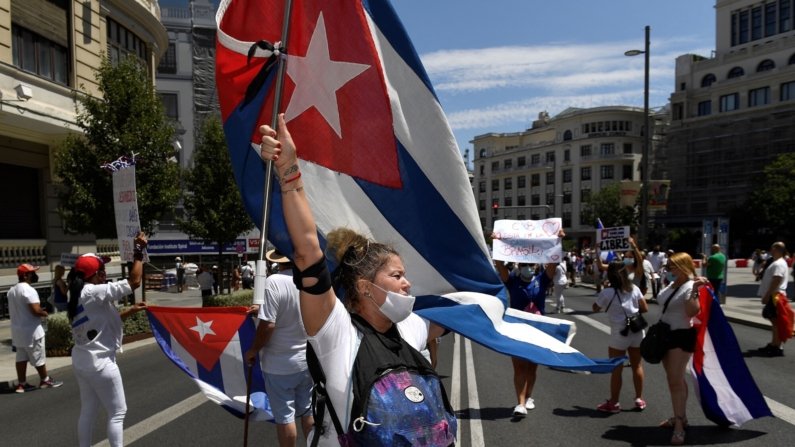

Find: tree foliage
[178,116,253,292]
[744,152,795,240]
[54,56,181,237]
[581,182,639,232]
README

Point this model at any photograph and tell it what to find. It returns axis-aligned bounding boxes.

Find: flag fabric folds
[215,0,623,374]
[690,285,772,427]
[146,306,274,421]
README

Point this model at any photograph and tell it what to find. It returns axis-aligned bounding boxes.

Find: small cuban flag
[214,0,622,373]
[146,306,273,421]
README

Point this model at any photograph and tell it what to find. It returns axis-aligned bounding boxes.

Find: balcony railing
[0,240,47,268]
[490,161,555,175]
[580,153,636,163]
[96,240,121,262]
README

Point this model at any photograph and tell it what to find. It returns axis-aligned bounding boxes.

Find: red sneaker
[597,400,621,413]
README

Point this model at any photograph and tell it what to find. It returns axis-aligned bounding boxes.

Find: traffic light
[492,203,499,216]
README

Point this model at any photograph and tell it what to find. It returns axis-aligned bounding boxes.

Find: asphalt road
[1,286,793,446]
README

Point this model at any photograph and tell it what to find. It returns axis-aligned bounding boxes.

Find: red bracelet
[284,172,302,184]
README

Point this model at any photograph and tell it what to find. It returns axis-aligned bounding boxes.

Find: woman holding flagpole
[68,233,148,447]
[257,115,455,447]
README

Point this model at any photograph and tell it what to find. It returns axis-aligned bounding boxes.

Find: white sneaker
[525,398,535,410]
[513,404,528,417]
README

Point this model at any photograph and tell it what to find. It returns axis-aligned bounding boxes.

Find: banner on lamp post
[112,165,148,262]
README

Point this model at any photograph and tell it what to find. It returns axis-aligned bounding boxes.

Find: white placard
[112,166,148,262]
[596,226,631,252]
[60,253,80,267]
[492,218,563,264]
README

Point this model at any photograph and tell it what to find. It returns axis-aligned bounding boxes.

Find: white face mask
[368,282,416,323]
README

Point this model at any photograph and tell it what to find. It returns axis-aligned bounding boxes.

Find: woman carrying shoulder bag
[593,260,649,414]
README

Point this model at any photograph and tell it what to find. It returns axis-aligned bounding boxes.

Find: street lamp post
[625,25,651,249]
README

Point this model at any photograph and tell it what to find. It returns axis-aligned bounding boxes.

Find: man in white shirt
[646,246,666,299]
[197,266,215,306]
[241,263,254,289]
[245,249,313,447]
[8,264,63,392]
[758,242,792,357]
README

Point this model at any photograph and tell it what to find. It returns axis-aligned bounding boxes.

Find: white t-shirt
[758,258,790,297]
[71,280,133,371]
[596,286,644,324]
[643,259,655,281]
[647,252,665,272]
[197,272,214,290]
[257,270,308,375]
[554,263,568,285]
[8,282,44,347]
[307,299,430,447]
[241,265,254,279]
[659,280,694,331]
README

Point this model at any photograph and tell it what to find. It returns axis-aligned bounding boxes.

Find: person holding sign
[493,230,566,418]
[623,237,650,296]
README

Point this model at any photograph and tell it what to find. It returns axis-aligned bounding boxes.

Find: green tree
[178,116,254,295]
[744,152,795,240]
[54,56,180,237]
[581,182,639,232]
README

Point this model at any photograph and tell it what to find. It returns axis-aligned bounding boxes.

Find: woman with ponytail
[69,232,148,447]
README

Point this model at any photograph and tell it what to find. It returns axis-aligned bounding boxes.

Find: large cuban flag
[215,0,622,373]
[690,285,771,427]
[146,306,274,421]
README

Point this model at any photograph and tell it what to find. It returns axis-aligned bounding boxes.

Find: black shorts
[667,328,697,353]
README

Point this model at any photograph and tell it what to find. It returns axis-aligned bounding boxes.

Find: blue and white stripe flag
[216,0,622,373]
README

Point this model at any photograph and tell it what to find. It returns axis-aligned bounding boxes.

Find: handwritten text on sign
[492,218,563,263]
[597,226,630,251]
[112,166,148,262]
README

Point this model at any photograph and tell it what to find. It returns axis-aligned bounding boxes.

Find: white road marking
[93,392,206,447]
[464,338,485,447]
[572,314,611,335]
[451,333,461,414]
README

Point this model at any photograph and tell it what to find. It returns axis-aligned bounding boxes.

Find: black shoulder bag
[605,289,648,336]
[640,285,680,364]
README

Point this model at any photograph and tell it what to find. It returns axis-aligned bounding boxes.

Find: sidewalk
[575,266,793,331]
[0,287,205,389]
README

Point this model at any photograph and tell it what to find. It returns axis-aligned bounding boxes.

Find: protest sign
[113,165,148,262]
[597,226,630,251]
[60,253,80,267]
[492,218,563,264]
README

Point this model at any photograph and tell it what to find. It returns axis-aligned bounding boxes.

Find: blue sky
[162,0,717,159]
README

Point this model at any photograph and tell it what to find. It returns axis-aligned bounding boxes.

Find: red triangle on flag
[148,306,249,371]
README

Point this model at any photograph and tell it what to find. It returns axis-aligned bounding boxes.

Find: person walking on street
[68,233,148,447]
[175,257,185,293]
[702,244,727,294]
[647,246,666,300]
[554,261,568,313]
[52,265,69,312]
[232,265,241,291]
[197,267,214,306]
[8,264,63,393]
[593,260,648,414]
[211,265,219,295]
[623,237,649,295]
[758,242,793,357]
[245,249,314,446]
[241,262,254,289]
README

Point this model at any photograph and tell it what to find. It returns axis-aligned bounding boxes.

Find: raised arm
[260,114,336,336]
[628,236,644,276]
[491,233,510,283]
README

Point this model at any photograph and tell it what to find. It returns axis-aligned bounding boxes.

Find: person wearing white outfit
[68,233,148,447]
[553,262,568,313]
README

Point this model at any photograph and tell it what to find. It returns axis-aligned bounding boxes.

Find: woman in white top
[68,234,148,447]
[655,252,707,446]
[258,116,450,446]
[553,262,567,313]
[593,260,648,413]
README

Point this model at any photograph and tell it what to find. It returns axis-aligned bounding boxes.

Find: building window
[757,59,775,72]
[546,152,555,162]
[732,13,738,46]
[791,53,795,65]
[479,181,486,193]
[623,143,632,154]
[517,212,526,221]
[492,179,499,191]
[504,178,513,190]
[562,212,572,228]
[601,165,614,179]
[563,169,572,183]
[531,154,540,165]
[600,143,615,155]
[564,149,570,161]
[479,165,484,174]
[581,188,591,201]
[517,156,526,167]
[107,18,148,68]
[531,174,540,187]
[517,175,526,188]
[546,172,555,185]
[680,82,686,91]
[158,42,177,74]
[505,196,513,207]
[581,167,591,180]
[563,191,572,204]
[782,81,795,101]
[698,100,712,116]
[479,149,487,158]
[701,74,716,87]
[531,194,540,206]
[563,130,572,141]
[583,123,589,133]
[545,193,554,205]
[740,10,750,43]
[728,67,744,79]
[160,93,179,120]
[622,165,633,180]
[720,93,740,112]
[752,6,763,40]
[479,199,485,210]
[580,145,592,157]
[504,159,513,169]
[518,195,526,206]
[766,2,777,37]
[11,25,68,85]
[782,0,792,33]
[491,162,499,171]
[749,87,770,107]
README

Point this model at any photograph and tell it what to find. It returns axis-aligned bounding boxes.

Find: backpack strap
[306,342,345,447]
[604,289,620,313]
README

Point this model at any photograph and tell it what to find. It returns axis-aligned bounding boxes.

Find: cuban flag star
[146,306,273,421]
[215,0,623,373]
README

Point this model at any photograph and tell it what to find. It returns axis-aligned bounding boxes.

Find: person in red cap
[8,263,62,393]
[68,232,148,447]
